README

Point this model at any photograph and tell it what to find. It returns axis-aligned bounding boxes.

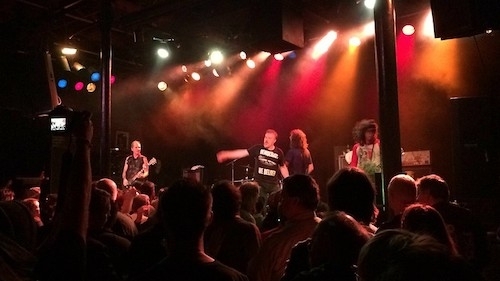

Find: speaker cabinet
[450,96,500,201]
[430,0,500,39]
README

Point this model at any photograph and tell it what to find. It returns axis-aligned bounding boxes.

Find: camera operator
[36,108,94,281]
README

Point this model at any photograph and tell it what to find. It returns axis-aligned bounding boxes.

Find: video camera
[49,105,89,134]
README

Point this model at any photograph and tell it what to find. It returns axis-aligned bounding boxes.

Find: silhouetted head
[327,167,376,224]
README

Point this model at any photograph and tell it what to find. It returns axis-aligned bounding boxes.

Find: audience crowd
[0,116,498,281]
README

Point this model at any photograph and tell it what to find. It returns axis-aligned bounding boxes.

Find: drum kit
[226,160,254,185]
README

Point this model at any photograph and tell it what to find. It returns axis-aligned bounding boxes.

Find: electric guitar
[125,157,157,187]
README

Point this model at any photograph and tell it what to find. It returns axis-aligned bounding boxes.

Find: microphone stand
[226,159,238,185]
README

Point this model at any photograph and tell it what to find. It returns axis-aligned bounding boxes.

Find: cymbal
[233,178,254,183]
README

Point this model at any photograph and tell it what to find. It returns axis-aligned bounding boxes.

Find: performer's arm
[139,157,149,179]
[280,164,289,179]
[122,159,129,186]
[306,163,314,174]
[216,149,249,163]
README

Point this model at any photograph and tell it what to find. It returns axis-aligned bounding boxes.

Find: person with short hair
[357,229,481,281]
[216,129,289,199]
[248,174,320,281]
[377,174,416,232]
[122,140,156,199]
[416,174,490,270]
[139,178,248,281]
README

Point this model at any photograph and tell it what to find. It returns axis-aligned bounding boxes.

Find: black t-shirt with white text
[247,144,284,186]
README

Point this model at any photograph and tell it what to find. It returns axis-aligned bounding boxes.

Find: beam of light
[414,37,459,90]
[402,25,415,36]
[422,11,435,38]
[312,31,337,60]
[397,27,415,75]
[349,37,362,49]
[363,21,375,38]
[314,43,365,127]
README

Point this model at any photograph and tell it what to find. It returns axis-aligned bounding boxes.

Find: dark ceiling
[1,0,429,75]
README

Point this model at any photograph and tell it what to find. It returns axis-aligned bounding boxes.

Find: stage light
[86,83,96,93]
[90,72,100,82]
[204,60,212,67]
[364,0,376,9]
[312,31,337,59]
[158,81,168,91]
[57,79,68,89]
[72,62,85,71]
[486,29,493,34]
[349,37,362,47]
[212,69,220,77]
[157,48,169,59]
[423,11,435,38]
[402,25,415,36]
[274,53,284,61]
[239,51,247,60]
[74,81,84,91]
[181,65,187,72]
[246,59,256,69]
[363,21,375,37]
[209,50,224,65]
[191,72,201,81]
[61,47,77,55]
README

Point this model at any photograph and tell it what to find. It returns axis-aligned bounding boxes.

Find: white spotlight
[349,37,362,47]
[246,59,256,69]
[61,47,77,55]
[181,65,188,72]
[239,51,247,60]
[158,81,168,91]
[364,0,376,9]
[191,72,201,81]
[209,50,224,65]
[204,60,212,67]
[212,69,220,77]
[402,25,415,36]
[274,53,284,61]
[157,48,169,59]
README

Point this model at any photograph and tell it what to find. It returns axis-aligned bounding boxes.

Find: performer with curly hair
[350,119,381,175]
[284,129,314,175]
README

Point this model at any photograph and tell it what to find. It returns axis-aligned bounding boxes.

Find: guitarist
[122,140,155,199]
